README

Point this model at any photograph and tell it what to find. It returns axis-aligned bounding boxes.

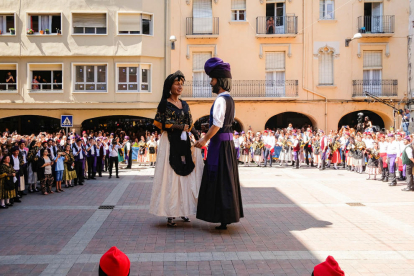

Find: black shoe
[389,182,397,186]
[215,224,227,230]
[397,177,404,181]
[6,203,13,207]
[1,204,8,209]
[116,176,120,178]
[79,183,84,185]
[14,198,21,203]
[383,178,388,182]
[28,189,33,193]
[21,191,27,196]
[109,175,112,179]
[91,178,96,180]
[99,175,102,177]
[401,187,414,191]
[35,188,39,192]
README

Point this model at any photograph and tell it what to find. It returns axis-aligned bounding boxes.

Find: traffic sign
[61,115,73,127]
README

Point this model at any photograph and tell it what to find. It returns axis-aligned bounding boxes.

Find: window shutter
[363,51,382,69]
[73,13,106,28]
[193,52,212,71]
[266,52,285,71]
[231,0,246,10]
[119,14,141,32]
[319,52,333,85]
[193,0,212,18]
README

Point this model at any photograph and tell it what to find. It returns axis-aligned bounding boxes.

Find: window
[192,52,212,97]
[265,52,285,97]
[0,14,15,35]
[29,64,62,92]
[0,64,17,91]
[193,0,213,34]
[117,64,151,92]
[318,48,334,85]
[74,65,107,92]
[320,0,334,20]
[231,0,246,21]
[72,13,106,34]
[118,13,152,35]
[28,14,61,34]
[363,51,382,95]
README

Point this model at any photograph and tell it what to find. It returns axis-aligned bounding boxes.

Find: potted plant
[56,28,61,35]
[45,29,49,34]
[9,28,15,35]
[27,29,34,35]
[39,30,44,34]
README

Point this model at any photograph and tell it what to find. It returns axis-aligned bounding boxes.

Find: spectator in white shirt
[108,138,121,179]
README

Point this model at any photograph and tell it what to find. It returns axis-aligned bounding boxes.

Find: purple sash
[207,132,233,173]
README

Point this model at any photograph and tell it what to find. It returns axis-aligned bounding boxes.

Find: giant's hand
[194,138,207,149]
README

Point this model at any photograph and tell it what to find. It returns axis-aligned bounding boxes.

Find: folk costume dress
[137,140,147,163]
[149,72,204,218]
[0,164,16,199]
[252,140,264,163]
[196,91,244,224]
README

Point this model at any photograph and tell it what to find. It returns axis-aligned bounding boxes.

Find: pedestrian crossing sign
[61,115,73,127]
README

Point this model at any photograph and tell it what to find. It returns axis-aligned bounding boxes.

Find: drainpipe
[302,0,328,131]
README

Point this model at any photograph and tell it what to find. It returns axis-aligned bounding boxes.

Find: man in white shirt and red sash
[195,57,244,230]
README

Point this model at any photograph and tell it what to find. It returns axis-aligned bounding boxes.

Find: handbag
[4,176,15,191]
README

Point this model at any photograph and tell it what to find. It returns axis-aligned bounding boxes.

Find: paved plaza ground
[1,164,414,276]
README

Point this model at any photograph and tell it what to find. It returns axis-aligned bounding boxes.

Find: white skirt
[279,148,292,162]
[149,132,204,217]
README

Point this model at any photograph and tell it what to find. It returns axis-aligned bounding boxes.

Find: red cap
[99,246,130,276]
[314,256,344,276]
[264,131,268,133]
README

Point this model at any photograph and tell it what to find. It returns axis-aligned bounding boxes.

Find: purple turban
[388,134,394,138]
[204,58,232,79]
[125,136,129,140]
[404,136,411,141]
[234,131,239,135]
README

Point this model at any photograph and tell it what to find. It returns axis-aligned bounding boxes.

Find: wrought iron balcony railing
[256,16,298,35]
[0,83,17,91]
[352,80,398,97]
[182,80,298,98]
[186,17,219,36]
[358,15,395,34]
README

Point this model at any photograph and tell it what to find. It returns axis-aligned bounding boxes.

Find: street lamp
[345,33,362,47]
[169,35,177,50]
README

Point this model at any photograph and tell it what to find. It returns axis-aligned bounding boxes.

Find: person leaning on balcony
[5,72,15,83]
[266,17,274,34]
[32,75,39,90]
[149,70,203,227]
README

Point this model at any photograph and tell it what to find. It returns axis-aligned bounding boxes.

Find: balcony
[0,83,17,92]
[186,17,219,39]
[256,16,298,38]
[357,15,395,37]
[182,80,298,98]
[352,80,398,97]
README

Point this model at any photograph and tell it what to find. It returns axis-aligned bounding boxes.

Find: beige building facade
[171,0,409,132]
[0,0,409,134]
[0,0,169,133]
